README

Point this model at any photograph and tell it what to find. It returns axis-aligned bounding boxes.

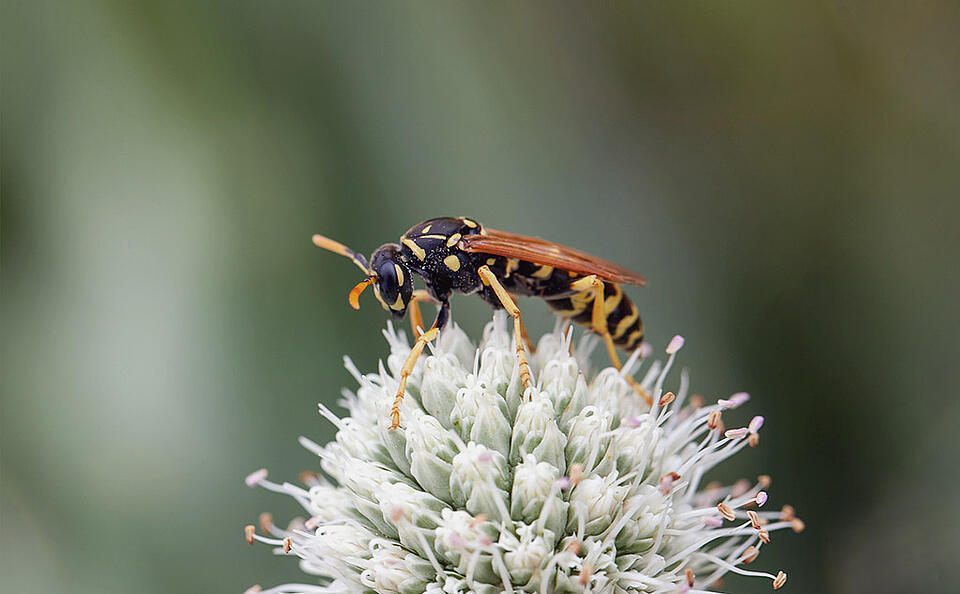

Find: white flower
[244,313,801,593]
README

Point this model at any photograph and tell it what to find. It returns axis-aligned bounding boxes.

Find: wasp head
[363,244,413,319]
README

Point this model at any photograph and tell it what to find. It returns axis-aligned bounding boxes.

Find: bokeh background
[3,1,959,592]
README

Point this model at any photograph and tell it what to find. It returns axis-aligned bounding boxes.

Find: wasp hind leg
[390,301,449,429]
[570,275,652,406]
[478,266,534,394]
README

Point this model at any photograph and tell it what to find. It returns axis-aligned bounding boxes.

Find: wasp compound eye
[369,244,412,317]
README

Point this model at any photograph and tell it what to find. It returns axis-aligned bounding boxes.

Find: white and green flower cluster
[245,314,800,593]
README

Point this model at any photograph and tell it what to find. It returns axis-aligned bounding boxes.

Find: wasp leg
[514,297,536,354]
[390,302,448,429]
[570,275,653,405]
[478,266,534,393]
[408,289,434,340]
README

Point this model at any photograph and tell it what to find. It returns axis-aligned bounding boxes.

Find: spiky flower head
[244,314,802,593]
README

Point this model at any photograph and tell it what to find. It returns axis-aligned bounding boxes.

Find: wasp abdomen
[545,280,644,352]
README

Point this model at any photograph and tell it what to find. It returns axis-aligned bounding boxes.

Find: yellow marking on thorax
[417,234,449,240]
[422,224,432,233]
[486,257,497,266]
[390,293,405,311]
[402,238,426,260]
[443,255,461,271]
[505,258,519,277]
[446,233,461,247]
[461,218,478,228]
[531,265,554,279]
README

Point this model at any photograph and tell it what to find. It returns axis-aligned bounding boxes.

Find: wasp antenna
[348,277,374,310]
[312,234,370,273]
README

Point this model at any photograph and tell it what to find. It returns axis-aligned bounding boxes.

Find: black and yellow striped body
[399,217,644,351]
[479,256,645,352]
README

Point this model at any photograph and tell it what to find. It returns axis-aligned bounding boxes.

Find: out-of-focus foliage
[2,2,958,593]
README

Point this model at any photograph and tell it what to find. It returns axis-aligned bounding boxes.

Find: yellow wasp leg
[570,275,653,406]
[516,303,536,354]
[408,289,434,340]
[478,265,534,393]
[390,324,440,429]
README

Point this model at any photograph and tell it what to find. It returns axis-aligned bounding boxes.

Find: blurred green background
[3,1,959,592]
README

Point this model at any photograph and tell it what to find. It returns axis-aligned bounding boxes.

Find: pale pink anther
[243,586,263,594]
[245,468,268,487]
[755,491,768,507]
[556,477,572,489]
[703,515,723,527]
[639,342,653,358]
[749,416,765,433]
[725,428,749,439]
[623,416,643,428]
[478,451,492,462]
[666,335,685,354]
[730,392,750,406]
[659,472,680,495]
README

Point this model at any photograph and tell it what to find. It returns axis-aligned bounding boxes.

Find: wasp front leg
[407,289,436,341]
[570,275,652,405]
[478,265,534,393]
[390,301,449,429]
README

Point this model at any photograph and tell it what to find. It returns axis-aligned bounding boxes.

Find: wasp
[313,216,648,428]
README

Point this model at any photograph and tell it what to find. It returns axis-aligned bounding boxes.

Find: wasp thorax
[369,244,413,318]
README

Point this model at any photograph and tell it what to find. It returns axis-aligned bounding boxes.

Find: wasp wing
[460,228,647,286]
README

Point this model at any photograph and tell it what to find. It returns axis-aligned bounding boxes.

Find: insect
[313,216,649,429]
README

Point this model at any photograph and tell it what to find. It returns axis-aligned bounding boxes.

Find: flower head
[245,314,801,592]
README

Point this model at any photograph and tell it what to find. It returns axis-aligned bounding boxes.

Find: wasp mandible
[313,216,648,429]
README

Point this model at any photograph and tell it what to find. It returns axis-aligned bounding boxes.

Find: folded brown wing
[460,228,647,286]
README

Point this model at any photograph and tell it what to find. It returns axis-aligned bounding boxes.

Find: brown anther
[258,512,274,533]
[717,502,736,522]
[749,433,760,447]
[244,524,256,545]
[470,513,488,528]
[716,419,725,433]
[298,471,320,485]
[747,510,761,529]
[707,410,722,430]
[711,577,725,588]
[732,479,751,497]
[565,540,583,554]
[757,529,771,544]
[780,504,795,520]
[282,536,293,553]
[758,475,772,488]
[705,481,722,493]
[685,568,695,587]
[578,563,593,586]
[772,571,787,589]
[740,546,759,564]
[660,471,681,489]
[390,506,404,522]
[689,394,704,409]
[659,391,676,406]
[569,463,584,486]
[791,518,806,533]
